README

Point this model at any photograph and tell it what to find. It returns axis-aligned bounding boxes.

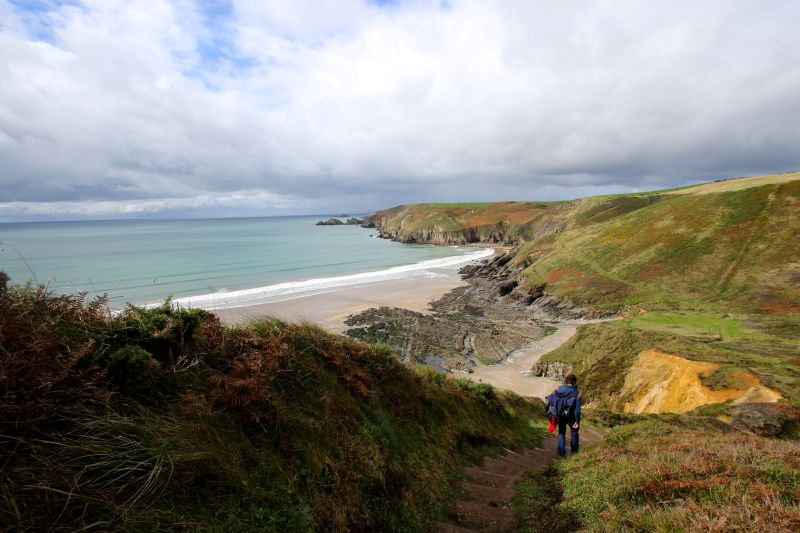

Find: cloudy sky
[1,0,799,221]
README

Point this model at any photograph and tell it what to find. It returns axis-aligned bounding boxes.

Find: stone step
[480,456,528,477]
[451,500,518,532]
[459,481,515,506]
[503,451,556,469]
[432,521,479,533]
[464,467,517,488]
[497,451,554,470]
[434,430,607,532]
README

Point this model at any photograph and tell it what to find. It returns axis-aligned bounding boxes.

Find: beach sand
[212,248,574,401]
[457,324,578,399]
[214,275,465,332]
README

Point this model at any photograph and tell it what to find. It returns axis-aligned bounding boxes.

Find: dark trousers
[557,419,579,456]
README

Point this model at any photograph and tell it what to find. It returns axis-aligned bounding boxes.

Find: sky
[1,0,799,221]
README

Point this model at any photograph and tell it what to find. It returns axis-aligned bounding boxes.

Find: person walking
[544,374,582,457]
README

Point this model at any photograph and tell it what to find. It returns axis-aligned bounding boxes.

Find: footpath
[435,321,607,532]
[433,426,605,532]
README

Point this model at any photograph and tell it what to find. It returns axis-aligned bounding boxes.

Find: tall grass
[0,276,544,531]
[556,417,800,531]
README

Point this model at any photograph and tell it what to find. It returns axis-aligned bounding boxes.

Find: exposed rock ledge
[528,361,574,381]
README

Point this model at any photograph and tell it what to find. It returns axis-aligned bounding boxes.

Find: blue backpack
[546,388,576,421]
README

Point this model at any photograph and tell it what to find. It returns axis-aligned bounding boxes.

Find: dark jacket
[547,384,582,423]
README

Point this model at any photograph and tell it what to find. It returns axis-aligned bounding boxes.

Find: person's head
[565,374,577,387]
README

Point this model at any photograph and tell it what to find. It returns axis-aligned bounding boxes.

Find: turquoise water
[0,216,487,309]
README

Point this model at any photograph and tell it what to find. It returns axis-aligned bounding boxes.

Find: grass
[513,414,800,532]
[553,416,800,531]
[512,467,577,533]
[542,317,800,407]
[631,311,770,341]
[542,325,558,337]
[0,279,545,531]
[425,202,494,207]
[516,179,800,313]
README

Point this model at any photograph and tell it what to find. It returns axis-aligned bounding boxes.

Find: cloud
[1,0,799,219]
[0,189,311,218]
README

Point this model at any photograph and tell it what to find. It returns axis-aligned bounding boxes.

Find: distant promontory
[316,217,363,226]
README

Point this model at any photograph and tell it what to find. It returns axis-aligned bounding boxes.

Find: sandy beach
[211,245,580,402]
[458,324,579,399]
[214,274,466,332]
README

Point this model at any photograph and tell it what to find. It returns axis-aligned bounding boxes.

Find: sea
[0,216,492,310]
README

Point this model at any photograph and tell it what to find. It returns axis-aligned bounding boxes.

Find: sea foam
[171,247,494,310]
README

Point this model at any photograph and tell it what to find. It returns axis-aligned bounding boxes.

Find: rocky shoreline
[343,238,613,373]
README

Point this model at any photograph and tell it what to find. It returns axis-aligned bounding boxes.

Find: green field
[630,312,769,341]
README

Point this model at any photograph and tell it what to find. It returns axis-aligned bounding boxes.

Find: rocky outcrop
[316,217,363,226]
[731,403,800,437]
[529,361,573,381]
[344,292,545,371]
[459,251,615,321]
[375,221,527,245]
[316,218,344,225]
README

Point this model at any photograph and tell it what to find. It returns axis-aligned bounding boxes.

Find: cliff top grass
[367,172,800,408]
[0,278,545,531]
[514,414,800,532]
[372,172,800,316]
[541,313,800,408]
[517,177,800,314]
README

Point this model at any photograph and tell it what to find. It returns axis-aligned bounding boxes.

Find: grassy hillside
[363,196,661,245]
[542,317,799,407]
[368,173,799,315]
[515,178,800,313]
[514,414,800,532]
[526,176,800,406]
[367,173,800,407]
[0,279,544,531]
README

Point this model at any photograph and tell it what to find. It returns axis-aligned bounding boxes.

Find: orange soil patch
[454,203,548,226]
[759,299,800,314]
[620,349,782,414]
[544,268,570,282]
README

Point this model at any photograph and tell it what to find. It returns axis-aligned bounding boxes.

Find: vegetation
[542,315,799,406]
[515,415,800,532]
[370,173,800,406]
[5,172,800,530]
[517,179,800,313]
[362,174,800,531]
[425,202,494,208]
[0,279,545,531]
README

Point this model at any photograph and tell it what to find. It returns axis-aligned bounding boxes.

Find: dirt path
[458,322,584,399]
[433,426,605,532]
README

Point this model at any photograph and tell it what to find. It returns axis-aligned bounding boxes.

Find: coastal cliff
[364,172,800,315]
[353,172,800,407]
[362,196,659,245]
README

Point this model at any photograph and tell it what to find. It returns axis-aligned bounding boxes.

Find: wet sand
[213,275,465,333]
[458,323,582,399]
[213,265,596,401]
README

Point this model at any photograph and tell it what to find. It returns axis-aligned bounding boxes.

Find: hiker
[544,374,582,457]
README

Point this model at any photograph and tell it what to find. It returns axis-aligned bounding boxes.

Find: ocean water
[0,216,491,309]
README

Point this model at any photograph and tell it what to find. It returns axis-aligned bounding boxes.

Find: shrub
[0,278,543,531]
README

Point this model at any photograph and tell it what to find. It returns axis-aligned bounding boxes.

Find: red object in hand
[548,417,556,433]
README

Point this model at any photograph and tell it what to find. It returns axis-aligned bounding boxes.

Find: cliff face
[365,173,800,315]
[362,194,667,246]
[362,198,641,245]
